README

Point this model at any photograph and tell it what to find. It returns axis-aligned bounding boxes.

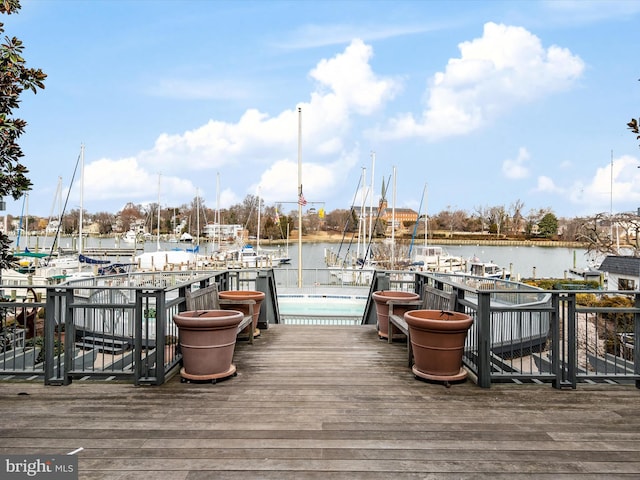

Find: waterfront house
[597,255,640,291]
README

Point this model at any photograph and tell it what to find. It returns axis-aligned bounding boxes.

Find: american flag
[298,192,307,206]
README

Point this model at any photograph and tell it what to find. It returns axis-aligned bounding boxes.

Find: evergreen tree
[538,213,559,238]
[0,0,46,274]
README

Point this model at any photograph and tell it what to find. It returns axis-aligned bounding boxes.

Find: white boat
[467,257,511,279]
[134,250,198,271]
[121,229,142,244]
[410,244,466,273]
[179,232,193,243]
[328,265,375,284]
[236,244,270,267]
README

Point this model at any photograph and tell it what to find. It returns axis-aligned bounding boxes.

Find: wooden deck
[1,324,639,479]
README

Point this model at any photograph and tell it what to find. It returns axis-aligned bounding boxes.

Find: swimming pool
[278,294,367,325]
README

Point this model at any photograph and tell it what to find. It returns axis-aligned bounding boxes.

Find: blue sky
[6,0,640,220]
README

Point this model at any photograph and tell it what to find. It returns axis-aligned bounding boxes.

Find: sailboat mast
[256,187,261,251]
[391,166,396,268]
[424,185,428,247]
[408,183,427,258]
[25,194,29,249]
[214,172,220,251]
[157,173,161,251]
[368,152,375,248]
[196,188,200,248]
[358,167,366,263]
[78,144,84,264]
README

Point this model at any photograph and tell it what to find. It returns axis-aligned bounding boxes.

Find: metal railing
[1,267,638,389]
[404,272,640,389]
[0,269,279,385]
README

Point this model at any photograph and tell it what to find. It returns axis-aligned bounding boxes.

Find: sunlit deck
[1,324,639,479]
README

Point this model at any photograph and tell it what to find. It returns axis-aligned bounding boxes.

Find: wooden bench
[184,284,255,344]
[388,286,457,367]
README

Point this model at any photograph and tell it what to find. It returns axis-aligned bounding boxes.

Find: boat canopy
[13,249,49,259]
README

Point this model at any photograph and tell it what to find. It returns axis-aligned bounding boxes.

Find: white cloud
[80,39,399,210]
[529,154,640,215]
[502,147,531,179]
[80,156,196,209]
[535,175,563,193]
[310,39,401,116]
[570,155,640,209]
[380,22,585,140]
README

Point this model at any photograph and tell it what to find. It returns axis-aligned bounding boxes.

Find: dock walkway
[1,324,639,479]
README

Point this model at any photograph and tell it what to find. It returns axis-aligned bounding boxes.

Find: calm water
[14,235,592,279]
[286,242,592,279]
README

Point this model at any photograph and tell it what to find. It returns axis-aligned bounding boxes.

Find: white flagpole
[297,107,303,288]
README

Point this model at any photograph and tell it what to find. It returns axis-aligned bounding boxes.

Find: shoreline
[25,232,588,249]
[263,233,587,249]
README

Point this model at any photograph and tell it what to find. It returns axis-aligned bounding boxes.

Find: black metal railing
[2,267,638,389]
[407,272,640,389]
[0,269,281,385]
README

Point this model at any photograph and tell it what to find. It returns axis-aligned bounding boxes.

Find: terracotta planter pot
[218,290,265,338]
[173,309,243,383]
[404,309,473,384]
[372,290,420,339]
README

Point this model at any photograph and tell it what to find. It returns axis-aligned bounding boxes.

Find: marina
[0,262,638,478]
[7,231,593,275]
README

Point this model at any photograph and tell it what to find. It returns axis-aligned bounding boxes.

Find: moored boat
[467,256,511,279]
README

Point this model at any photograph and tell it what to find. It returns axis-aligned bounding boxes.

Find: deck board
[0,324,639,479]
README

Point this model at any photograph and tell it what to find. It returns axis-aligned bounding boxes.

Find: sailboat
[134,176,199,271]
[408,185,465,273]
[4,146,110,287]
[326,164,376,284]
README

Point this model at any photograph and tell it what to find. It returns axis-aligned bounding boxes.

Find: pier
[0,324,638,478]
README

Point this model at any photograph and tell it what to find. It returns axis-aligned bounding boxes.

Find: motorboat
[410,245,466,273]
[467,257,511,279]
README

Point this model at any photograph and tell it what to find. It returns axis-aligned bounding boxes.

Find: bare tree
[487,206,507,235]
[509,199,525,235]
[473,205,488,232]
[574,212,640,257]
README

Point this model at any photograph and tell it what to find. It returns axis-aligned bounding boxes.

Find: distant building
[598,255,640,291]
[203,223,244,241]
[351,199,418,237]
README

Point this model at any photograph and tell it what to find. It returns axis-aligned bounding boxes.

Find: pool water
[278,294,367,324]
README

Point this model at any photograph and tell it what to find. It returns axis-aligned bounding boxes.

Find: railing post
[44,287,73,386]
[476,290,492,388]
[177,284,188,314]
[362,273,389,326]
[552,293,576,389]
[43,288,56,385]
[255,270,273,329]
[635,292,640,389]
[133,289,148,385]
[135,289,166,386]
[155,289,166,385]
[551,292,561,388]
[566,293,577,389]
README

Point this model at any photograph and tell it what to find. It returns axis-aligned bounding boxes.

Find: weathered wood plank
[0,324,639,479]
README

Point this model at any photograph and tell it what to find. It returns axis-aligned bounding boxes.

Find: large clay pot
[404,309,473,384]
[372,290,420,339]
[218,290,265,338]
[173,309,243,383]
